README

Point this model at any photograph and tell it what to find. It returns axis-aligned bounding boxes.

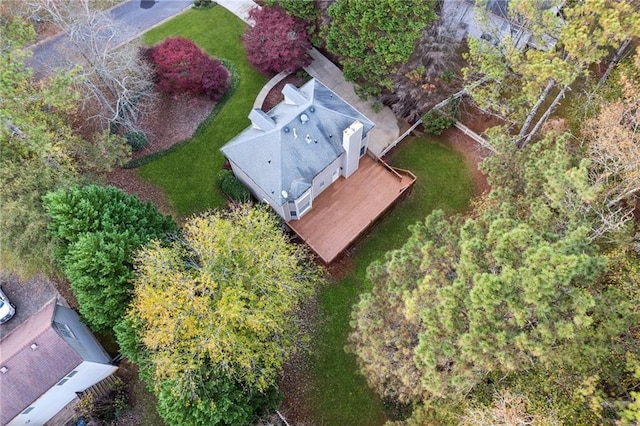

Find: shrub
[125,130,147,151]
[421,112,455,135]
[216,169,251,203]
[421,97,459,135]
[193,0,214,8]
[243,7,312,75]
[149,37,230,100]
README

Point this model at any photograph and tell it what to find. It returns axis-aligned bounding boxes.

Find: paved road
[26,0,191,79]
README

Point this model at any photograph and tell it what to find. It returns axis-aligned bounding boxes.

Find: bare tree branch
[29,0,155,133]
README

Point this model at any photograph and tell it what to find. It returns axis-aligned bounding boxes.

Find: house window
[360,145,366,156]
[22,407,35,415]
[53,321,76,340]
[57,378,69,386]
[295,190,312,217]
[290,211,297,217]
[319,180,325,189]
[67,370,79,378]
[299,201,311,214]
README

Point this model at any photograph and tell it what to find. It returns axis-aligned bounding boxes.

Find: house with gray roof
[0,299,117,426]
[221,78,375,221]
[442,0,562,51]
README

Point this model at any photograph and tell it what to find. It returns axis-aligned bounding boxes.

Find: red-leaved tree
[148,37,230,100]
[243,7,312,75]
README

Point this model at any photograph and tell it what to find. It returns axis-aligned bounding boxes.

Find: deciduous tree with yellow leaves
[119,205,321,425]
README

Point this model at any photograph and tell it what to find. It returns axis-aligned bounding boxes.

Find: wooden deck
[287,155,415,263]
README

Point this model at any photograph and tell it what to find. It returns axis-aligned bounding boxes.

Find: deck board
[287,155,414,263]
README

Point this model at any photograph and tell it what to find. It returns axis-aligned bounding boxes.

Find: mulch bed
[105,92,215,216]
[261,74,308,111]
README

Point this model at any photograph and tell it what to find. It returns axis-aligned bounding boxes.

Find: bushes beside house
[146,37,230,100]
[216,169,252,203]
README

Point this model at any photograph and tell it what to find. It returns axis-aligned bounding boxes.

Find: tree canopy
[0,16,129,274]
[31,0,155,133]
[463,0,640,143]
[325,0,437,97]
[349,132,640,422]
[44,185,176,331]
[119,205,321,424]
[243,6,312,75]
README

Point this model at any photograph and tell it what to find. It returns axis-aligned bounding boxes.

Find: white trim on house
[7,361,117,426]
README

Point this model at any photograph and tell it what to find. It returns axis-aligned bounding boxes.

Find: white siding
[8,362,117,426]
[311,155,343,199]
[342,121,363,178]
[294,190,312,219]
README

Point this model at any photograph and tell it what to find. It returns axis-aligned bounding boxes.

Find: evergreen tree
[44,185,176,331]
[349,133,640,421]
[325,0,437,97]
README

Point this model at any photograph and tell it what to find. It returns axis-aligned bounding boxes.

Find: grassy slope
[310,137,476,425]
[139,7,266,215]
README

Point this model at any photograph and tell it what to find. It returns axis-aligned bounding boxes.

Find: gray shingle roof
[221,79,374,204]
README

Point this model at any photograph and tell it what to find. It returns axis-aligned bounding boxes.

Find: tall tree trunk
[517,79,556,142]
[518,84,570,149]
[598,38,633,87]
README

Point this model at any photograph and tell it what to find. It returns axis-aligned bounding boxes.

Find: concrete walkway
[253,70,290,109]
[215,0,255,22]
[216,0,400,156]
[303,48,400,156]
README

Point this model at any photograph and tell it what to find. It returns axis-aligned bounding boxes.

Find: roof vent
[1,366,7,374]
[309,106,315,113]
[281,190,289,199]
[283,126,290,133]
[305,134,312,144]
[31,343,39,351]
[300,114,309,124]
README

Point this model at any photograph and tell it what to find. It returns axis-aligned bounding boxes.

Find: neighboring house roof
[221,79,374,204]
[446,0,562,50]
[0,299,82,424]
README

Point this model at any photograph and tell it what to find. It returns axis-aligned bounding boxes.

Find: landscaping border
[124,59,240,169]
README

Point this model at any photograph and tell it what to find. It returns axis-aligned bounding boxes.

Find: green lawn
[134,8,476,424]
[138,6,267,215]
[309,136,476,425]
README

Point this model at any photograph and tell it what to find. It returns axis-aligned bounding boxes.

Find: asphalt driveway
[0,272,63,340]
[26,0,191,79]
